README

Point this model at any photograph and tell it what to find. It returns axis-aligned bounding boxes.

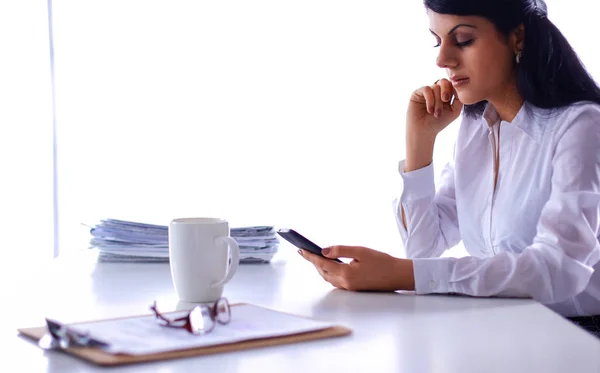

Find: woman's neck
[487,80,524,123]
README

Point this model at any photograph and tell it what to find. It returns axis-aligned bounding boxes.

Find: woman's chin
[456,92,483,106]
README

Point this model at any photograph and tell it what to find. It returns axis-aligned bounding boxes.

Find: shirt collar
[481,102,544,143]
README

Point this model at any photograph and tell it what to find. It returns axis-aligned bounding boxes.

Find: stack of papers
[88,219,279,263]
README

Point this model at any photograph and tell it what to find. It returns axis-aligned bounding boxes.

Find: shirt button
[429,280,437,289]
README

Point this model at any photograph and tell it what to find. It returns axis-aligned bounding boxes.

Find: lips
[450,76,470,87]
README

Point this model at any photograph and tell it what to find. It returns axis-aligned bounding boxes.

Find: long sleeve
[413,108,600,305]
[393,156,461,258]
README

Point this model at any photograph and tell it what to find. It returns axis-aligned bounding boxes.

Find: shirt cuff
[412,257,453,294]
[398,160,436,201]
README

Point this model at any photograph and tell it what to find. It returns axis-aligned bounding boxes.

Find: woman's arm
[394,146,461,259]
[396,79,463,258]
[400,128,437,229]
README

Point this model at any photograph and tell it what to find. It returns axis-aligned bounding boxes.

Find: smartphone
[276,228,343,263]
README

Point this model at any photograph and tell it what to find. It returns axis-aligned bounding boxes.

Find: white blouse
[394,101,600,317]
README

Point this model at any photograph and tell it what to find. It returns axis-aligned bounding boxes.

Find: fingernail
[435,109,441,118]
[322,248,330,255]
[443,93,449,101]
[298,249,303,256]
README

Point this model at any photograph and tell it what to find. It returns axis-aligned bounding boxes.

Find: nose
[436,43,457,69]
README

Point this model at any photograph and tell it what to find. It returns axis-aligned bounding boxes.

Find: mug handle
[211,236,240,288]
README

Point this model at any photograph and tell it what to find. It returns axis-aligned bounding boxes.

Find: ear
[510,24,525,55]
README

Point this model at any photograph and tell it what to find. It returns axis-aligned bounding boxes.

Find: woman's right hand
[403,78,463,173]
[406,78,463,137]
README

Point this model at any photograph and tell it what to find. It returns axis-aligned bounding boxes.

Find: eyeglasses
[150,297,231,335]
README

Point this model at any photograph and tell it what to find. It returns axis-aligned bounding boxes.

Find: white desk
[7,250,600,372]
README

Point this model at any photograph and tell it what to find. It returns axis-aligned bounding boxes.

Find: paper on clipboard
[67,304,338,355]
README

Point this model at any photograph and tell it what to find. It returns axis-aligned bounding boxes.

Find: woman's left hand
[298,245,415,292]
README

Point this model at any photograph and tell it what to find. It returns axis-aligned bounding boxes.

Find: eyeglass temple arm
[150,302,175,323]
[151,302,192,324]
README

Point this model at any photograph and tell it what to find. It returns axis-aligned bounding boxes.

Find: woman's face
[428,11,517,105]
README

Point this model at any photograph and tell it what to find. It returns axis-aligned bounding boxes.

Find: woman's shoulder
[545,101,600,124]
[534,102,600,151]
[529,101,600,138]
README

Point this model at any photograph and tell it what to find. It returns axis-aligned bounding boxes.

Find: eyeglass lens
[215,298,231,324]
[152,298,231,335]
[189,306,214,335]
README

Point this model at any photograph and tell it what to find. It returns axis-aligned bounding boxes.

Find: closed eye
[456,39,474,47]
[433,39,474,48]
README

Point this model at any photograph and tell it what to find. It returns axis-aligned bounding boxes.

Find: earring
[516,52,522,64]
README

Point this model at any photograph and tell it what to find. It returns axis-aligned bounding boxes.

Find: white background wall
[1,0,598,268]
[51,0,444,258]
[0,1,54,270]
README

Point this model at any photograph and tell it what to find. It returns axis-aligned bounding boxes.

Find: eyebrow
[429,23,477,37]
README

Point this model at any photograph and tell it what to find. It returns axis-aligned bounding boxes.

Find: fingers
[315,266,328,278]
[299,249,357,291]
[421,86,435,115]
[322,245,366,261]
[434,79,463,116]
[422,79,455,118]
[413,78,462,119]
[437,79,453,104]
[431,83,443,118]
[299,249,342,274]
[317,268,347,290]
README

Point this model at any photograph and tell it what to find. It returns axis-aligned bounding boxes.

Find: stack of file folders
[88,219,279,263]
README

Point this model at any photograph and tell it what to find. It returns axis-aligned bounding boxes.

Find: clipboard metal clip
[38,318,111,351]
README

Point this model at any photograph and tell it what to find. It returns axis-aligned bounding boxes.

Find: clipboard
[18,303,352,367]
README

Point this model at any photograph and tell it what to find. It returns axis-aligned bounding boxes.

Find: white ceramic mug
[168,218,240,303]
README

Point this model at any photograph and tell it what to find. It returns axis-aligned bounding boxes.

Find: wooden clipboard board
[17,304,352,367]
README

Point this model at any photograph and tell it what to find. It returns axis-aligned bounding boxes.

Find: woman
[299,0,600,337]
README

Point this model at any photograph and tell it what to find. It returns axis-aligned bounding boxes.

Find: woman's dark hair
[424,0,600,118]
